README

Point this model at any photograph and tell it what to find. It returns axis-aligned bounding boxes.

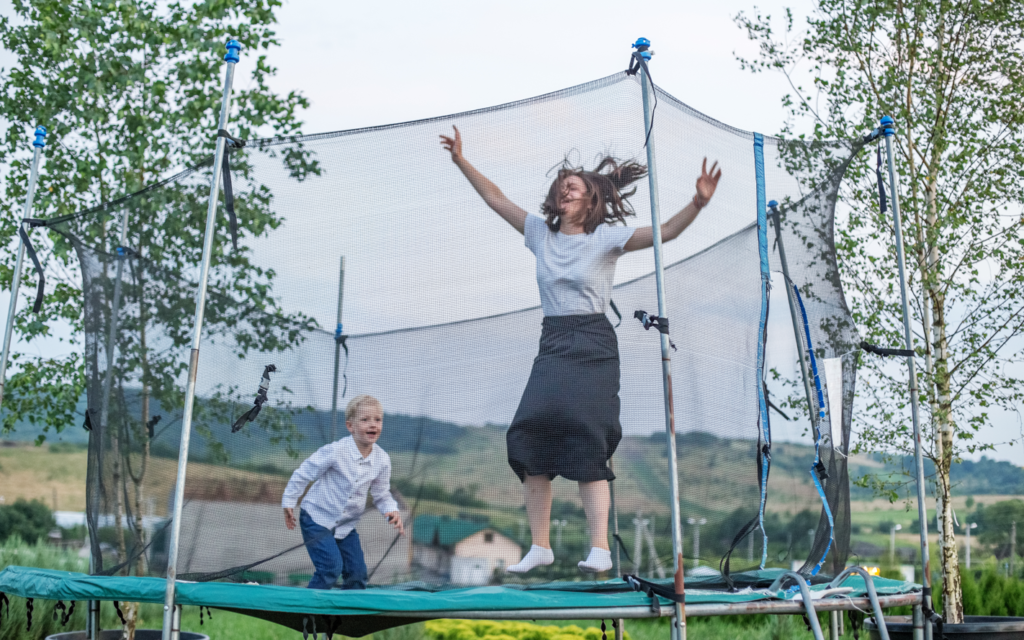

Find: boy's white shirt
[282,436,399,539]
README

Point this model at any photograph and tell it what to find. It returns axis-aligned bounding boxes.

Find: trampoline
[0,38,932,640]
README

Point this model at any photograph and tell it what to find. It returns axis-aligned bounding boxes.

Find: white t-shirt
[525,214,636,317]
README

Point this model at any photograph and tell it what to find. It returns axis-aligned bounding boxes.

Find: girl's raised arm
[441,126,529,234]
[624,158,722,252]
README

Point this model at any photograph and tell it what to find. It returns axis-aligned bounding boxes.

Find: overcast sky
[2,0,1022,466]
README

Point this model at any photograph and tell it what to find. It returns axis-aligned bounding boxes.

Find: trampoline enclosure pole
[161,39,241,640]
[881,116,933,618]
[768,202,817,427]
[635,37,685,640]
[330,255,345,442]
[0,126,46,409]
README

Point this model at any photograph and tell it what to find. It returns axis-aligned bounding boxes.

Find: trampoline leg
[160,39,242,640]
[171,604,181,640]
[913,603,924,640]
[615,620,623,640]
[86,599,100,640]
[829,611,839,640]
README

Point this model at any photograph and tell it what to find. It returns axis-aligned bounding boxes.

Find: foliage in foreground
[0,499,54,545]
[425,620,631,640]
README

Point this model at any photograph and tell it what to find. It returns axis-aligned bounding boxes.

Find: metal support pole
[829,611,840,640]
[161,39,241,640]
[827,567,891,640]
[634,36,685,640]
[913,604,924,640]
[767,572,825,640]
[171,604,181,640]
[609,458,621,577]
[329,256,346,442]
[609,464,623,640]
[880,115,933,621]
[768,202,818,428]
[0,126,46,409]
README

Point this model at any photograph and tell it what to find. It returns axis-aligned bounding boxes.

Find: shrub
[0,537,124,640]
[0,499,54,544]
[425,620,631,640]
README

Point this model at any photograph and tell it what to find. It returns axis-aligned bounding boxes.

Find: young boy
[282,394,404,590]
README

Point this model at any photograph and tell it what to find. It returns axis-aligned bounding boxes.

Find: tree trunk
[926,168,963,622]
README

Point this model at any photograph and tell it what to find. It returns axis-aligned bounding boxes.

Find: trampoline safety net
[53,71,863,590]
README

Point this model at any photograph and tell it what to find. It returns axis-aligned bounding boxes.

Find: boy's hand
[386,511,405,535]
[284,507,296,530]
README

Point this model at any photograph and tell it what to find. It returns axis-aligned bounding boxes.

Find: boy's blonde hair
[345,394,382,422]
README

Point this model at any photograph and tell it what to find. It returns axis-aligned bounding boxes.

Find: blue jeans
[299,509,368,590]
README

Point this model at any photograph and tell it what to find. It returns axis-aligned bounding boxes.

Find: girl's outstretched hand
[694,158,722,209]
[440,126,463,163]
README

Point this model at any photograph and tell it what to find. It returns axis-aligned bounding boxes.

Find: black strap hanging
[83,408,94,432]
[146,415,161,439]
[634,309,676,351]
[624,573,683,612]
[336,331,349,398]
[608,299,623,328]
[231,364,277,432]
[62,601,75,626]
[18,223,45,313]
[113,601,126,625]
[612,532,633,564]
[25,598,33,631]
[0,592,9,629]
[876,145,888,214]
[860,341,914,358]
[217,129,246,251]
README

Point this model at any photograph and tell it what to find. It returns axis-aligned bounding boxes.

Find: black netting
[42,72,863,590]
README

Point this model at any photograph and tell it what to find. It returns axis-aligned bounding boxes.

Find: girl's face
[558,175,590,225]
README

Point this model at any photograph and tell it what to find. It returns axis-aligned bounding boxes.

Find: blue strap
[791,283,835,575]
[753,133,771,569]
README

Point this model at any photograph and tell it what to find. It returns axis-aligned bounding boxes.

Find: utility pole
[1012,521,1017,577]
[891,524,903,566]
[964,523,977,569]
[687,517,706,567]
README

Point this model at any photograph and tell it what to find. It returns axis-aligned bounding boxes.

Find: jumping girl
[440,126,722,573]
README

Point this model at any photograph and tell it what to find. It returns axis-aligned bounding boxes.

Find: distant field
[0,444,88,511]
[0,434,1014,567]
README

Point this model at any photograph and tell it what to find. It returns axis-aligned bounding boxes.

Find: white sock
[507,545,554,573]
[578,547,613,573]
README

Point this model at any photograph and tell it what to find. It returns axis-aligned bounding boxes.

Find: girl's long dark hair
[541,156,648,233]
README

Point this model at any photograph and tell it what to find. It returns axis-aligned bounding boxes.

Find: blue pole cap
[880,115,895,136]
[632,37,651,49]
[768,200,779,209]
[224,39,242,64]
[32,126,47,148]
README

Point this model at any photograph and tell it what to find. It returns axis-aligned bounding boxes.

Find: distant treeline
[850,454,1024,498]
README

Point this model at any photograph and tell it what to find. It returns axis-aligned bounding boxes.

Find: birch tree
[737,0,1024,622]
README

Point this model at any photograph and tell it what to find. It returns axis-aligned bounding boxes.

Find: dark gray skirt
[507,314,622,483]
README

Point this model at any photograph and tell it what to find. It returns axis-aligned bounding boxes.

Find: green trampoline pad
[0,566,919,637]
